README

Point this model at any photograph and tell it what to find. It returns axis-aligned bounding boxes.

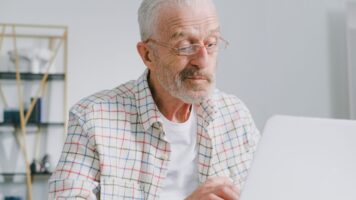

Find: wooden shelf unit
[0,23,68,200]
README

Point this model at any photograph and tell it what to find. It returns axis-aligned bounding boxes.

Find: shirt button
[158,153,168,160]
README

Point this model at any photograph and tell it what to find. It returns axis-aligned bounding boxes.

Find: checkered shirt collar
[134,69,218,132]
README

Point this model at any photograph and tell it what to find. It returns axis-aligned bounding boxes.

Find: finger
[229,184,240,196]
[213,185,240,200]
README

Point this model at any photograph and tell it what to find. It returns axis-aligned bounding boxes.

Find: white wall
[215,0,354,127]
[0,0,354,199]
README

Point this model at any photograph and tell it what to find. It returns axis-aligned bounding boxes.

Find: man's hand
[185,177,240,200]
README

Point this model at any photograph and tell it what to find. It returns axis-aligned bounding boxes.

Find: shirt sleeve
[48,108,100,200]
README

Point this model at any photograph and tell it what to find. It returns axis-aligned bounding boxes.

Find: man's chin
[177,89,213,104]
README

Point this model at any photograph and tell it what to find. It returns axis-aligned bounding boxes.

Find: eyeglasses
[145,37,229,56]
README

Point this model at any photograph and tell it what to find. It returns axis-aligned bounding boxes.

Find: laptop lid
[240,115,356,200]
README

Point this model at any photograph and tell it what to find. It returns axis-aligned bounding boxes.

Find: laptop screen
[240,115,356,200]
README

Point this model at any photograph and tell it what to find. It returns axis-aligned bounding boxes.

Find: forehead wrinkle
[167,14,217,24]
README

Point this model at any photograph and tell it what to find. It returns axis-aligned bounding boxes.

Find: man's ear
[137,42,155,70]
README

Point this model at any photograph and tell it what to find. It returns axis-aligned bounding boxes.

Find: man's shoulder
[210,89,254,120]
[70,80,137,115]
[211,89,246,110]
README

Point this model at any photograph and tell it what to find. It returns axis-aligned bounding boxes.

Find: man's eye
[178,46,193,52]
[206,42,217,48]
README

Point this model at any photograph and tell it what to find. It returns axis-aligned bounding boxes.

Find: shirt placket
[196,107,214,184]
[145,122,171,200]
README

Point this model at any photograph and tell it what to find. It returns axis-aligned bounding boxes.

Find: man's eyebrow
[170,31,187,41]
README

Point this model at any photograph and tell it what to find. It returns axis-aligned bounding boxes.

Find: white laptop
[240,115,356,200]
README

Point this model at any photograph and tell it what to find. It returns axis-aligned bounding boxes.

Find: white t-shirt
[159,107,199,200]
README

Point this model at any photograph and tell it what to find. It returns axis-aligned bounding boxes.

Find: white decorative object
[347,2,356,119]
[8,48,55,73]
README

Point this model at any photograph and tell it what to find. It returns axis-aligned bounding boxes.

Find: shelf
[0,172,52,177]
[0,72,65,81]
[0,122,64,127]
[0,172,52,182]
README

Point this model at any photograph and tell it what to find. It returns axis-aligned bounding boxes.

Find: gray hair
[138,0,215,41]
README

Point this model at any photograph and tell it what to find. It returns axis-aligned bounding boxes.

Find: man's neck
[148,73,192,123]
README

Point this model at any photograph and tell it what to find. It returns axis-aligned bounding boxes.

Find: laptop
[240,115,356,200]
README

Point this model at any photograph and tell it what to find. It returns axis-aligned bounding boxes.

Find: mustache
[179,67,214,82]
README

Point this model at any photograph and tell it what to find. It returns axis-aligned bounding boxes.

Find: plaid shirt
[48,69,261,200]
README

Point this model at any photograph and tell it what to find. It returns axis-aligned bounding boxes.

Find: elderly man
[49,0,260,199]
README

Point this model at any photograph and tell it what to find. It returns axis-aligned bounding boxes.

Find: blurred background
[0,0,355,199]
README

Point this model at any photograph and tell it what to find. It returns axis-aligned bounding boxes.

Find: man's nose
[190,46,210,68]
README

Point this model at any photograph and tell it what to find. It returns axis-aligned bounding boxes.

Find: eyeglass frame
[144,36,229,56]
